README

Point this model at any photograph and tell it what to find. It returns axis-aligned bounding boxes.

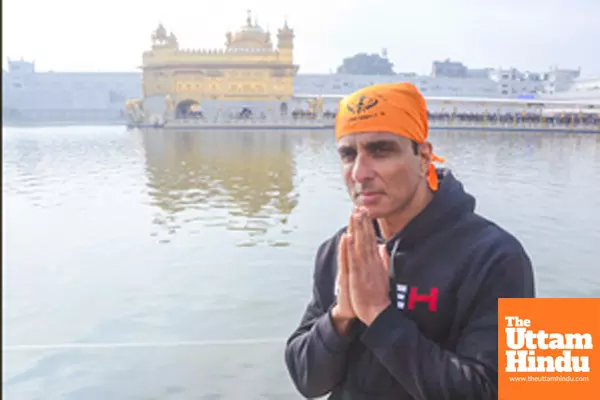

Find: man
[284,83,536,399]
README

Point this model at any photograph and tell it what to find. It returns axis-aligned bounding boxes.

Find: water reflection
[140,129,300,246]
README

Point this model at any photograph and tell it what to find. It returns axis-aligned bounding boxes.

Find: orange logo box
[498,298,600,400]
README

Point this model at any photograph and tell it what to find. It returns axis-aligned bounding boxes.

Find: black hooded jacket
[284,169,536,399]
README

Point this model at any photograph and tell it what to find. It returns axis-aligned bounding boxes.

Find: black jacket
[284,169,536,399]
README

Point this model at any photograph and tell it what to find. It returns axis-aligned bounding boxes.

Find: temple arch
[175,99,202,118]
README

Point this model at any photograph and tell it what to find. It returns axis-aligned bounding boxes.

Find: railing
[169,117,334,126]
[428,120,600,132]
[131,113,600,132]
[427,113,600,131]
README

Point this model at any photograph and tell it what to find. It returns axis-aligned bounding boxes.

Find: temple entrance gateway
[175,99,202,118]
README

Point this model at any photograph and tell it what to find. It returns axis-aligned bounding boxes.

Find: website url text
[509,376,590,383]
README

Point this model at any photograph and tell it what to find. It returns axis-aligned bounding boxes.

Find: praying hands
[333,206,392,331]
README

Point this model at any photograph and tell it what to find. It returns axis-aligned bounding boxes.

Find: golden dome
[226,10,272,50]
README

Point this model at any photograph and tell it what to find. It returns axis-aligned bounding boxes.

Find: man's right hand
[331,232,356,336]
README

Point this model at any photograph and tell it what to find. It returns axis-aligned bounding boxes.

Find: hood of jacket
[375,168,476,252]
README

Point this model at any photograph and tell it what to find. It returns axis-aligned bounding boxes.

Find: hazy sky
[3,0,599,76]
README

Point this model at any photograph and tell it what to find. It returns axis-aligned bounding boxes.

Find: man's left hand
[346,206,392,326]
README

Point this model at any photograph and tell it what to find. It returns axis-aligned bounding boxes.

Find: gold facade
[141,11,298,104]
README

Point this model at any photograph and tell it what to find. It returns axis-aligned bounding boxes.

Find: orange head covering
[335,82,445,191]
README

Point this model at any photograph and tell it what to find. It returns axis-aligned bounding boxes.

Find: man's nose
[351,154,375,183]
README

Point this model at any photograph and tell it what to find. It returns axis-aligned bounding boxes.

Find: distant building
[539,76,600,100]
[540,66,581,94]
[293,74,500,98]
[2,58,141,123]
[488,68,543,96]
[465,68,493,79]
[431,59,468,78]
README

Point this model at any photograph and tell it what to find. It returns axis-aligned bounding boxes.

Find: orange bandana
[335,82,445,191]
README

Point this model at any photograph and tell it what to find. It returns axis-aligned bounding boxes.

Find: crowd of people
[426,111,599,126]
[169,104,599,129]
[287,108,600,127]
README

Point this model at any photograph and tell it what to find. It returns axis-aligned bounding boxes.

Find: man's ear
[419,141,433,177]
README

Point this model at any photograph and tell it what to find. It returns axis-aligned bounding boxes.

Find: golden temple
[141,10,297,108]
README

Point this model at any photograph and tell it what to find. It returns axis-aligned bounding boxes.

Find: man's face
[337,132,432,218]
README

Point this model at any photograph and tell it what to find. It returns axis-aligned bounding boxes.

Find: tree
[336,52,395,75]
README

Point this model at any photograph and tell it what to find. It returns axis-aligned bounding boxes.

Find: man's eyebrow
[337,145,356,154]
[337,139,401,155]
[364,140,398,148]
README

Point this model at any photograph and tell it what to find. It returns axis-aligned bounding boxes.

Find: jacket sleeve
[359,241,536,400]
[284,238,359,399]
